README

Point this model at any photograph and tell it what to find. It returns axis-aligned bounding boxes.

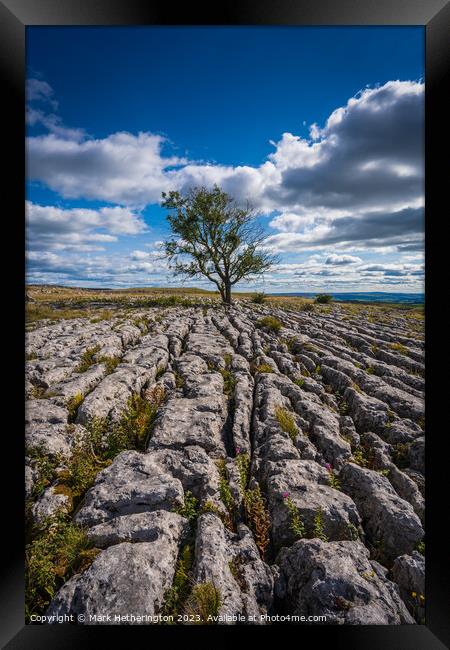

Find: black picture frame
[2,1,449,647]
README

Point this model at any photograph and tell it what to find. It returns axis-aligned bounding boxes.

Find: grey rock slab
[232,372,254,455]
[46,539,181,623]
[263,459,362,550]
[76,364,154,424]
[392,551,425,617]
[74,450,184,528]
[341,462,424,565]
[148,396,227,456]
[87,510,189,548]
[275,539,414,624]
[193,513,273,623]
[25,399,80,456]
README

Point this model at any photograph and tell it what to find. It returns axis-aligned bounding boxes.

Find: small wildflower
[282,492,290,499]
[325,463,332,472]
[411,591,417,598]
[419,594,425,602]
[235,447,241,455]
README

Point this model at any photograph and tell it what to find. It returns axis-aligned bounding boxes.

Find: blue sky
[26,27,425,292]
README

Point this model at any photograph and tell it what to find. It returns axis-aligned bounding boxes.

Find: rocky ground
[25,298,425,625]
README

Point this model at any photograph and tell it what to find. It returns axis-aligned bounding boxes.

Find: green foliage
[300,302,315,312]
[243,484,271,558]
[67,392,84,424]
[254,363,275,374]
[275,406,298,443]
[284,496,305,539]
[98,355,121,375]
[313,507,328,542]
[75,345,101,373]
[251,292,267,304]
[219,368,236,396]
[351,447,369,468]
[174,371,185,388]
[327,471,341,491]
[26,446,61,499]
[132,316,149,332]
[389,342,408,355]
[392,442,409,469]
[162,544,194,618]
[25,513,95,619]
[315,294,332,304]
[216,460,236,530]
[30,385,58,399]
[162,185,277,304]
[106,388,164,456]
[415,540,425,555]
[256,316,282,333]
[175,491,199,523]
[235,452,250,491]
[314,364,321,374]
[184,582,221,623]
[366,366,375,374]
[293,377,305,388]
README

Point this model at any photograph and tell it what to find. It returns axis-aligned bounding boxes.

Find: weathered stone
[275,539,414,624]
[46,540,181,623]
[74,451,184,527]
[341,462,424,564]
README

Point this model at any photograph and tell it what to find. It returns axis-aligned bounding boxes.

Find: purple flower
[282,492,290,499]
[235,447,241,455]
[325,463,332,472]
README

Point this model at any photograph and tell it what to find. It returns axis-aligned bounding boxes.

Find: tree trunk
[224,280,232,305]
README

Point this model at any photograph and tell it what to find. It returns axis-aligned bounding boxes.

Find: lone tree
[162,185,278,304]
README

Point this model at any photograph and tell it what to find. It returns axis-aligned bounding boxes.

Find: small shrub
[251,292,266,304]
[98,355,121,375]
[26,446,61,499]
[283,494,305,539]
[75,345,101,373]
[254,363,274,374]
[162,544,194,618]
[392,442,409,469]
[351,447,369,468]
[325,463,341,490]
[300,302,315,312]
[216,460,236,530]
[175,491,199,523]
[256,316,282,333]
[366,366,375,374]
[415,541,425,556]
[243,484,271,558]
[174,371,185,388]
[235,452,250,491]
[184,582,221,623]
[106,390,163,456]
[219,368,236,396]
[30,386,58,399]
[67,392,84,424]
[275,406,298,443]
[25,513,93,619]
[315,294,332,304]
[312,507,328,541]
[389,342,408,355]
[293,378,305,388]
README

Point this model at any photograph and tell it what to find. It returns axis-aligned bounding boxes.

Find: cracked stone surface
[25,301,424,625]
